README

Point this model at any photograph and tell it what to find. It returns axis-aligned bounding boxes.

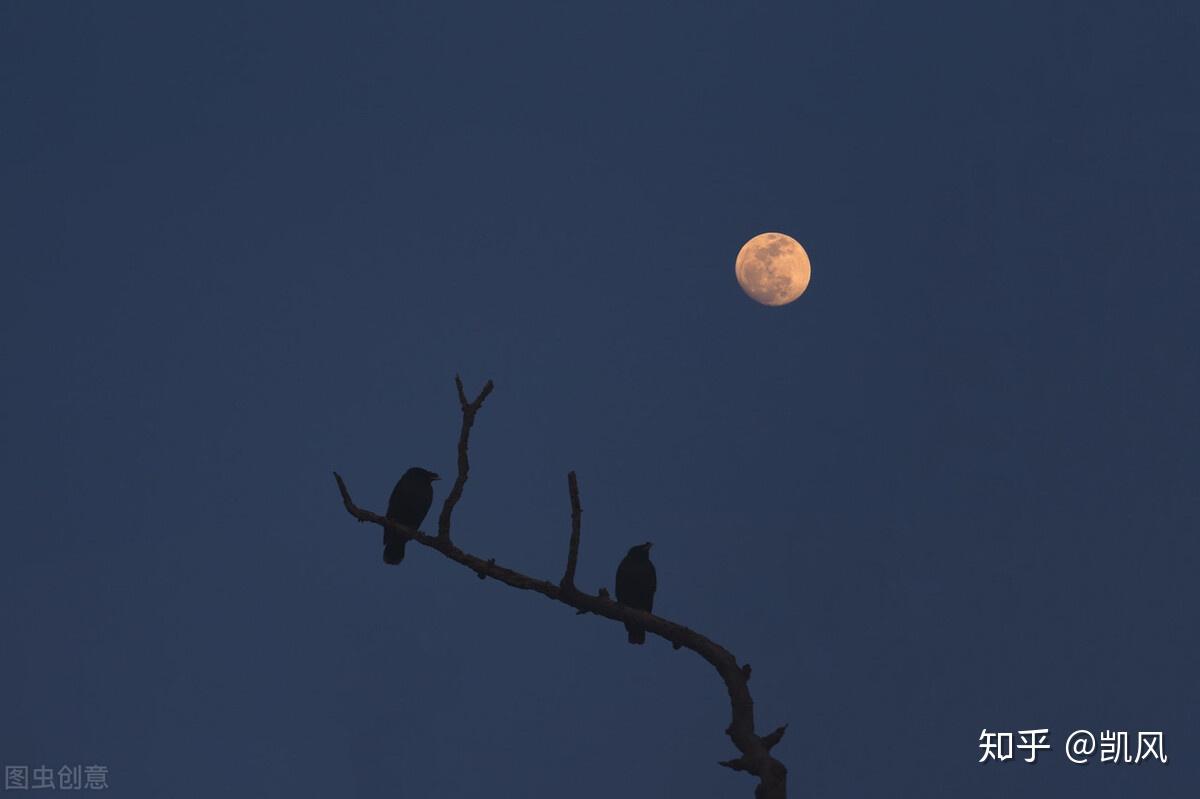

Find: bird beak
[646,542,654,549]
[432,474,442,481]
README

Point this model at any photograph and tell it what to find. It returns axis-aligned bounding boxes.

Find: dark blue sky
[3,2,1197,796]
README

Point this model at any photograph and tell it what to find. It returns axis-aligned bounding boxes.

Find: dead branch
[435,374,493,541]
[561,471,583,589]
[335,377,787,798]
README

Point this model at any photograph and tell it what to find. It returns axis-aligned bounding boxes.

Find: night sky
[3,2,1198,797]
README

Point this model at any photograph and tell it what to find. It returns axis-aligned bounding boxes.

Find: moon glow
[735,232,811,306]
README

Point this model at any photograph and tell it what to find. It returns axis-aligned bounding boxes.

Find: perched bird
[383,467,441,564]
[615,542,656,644]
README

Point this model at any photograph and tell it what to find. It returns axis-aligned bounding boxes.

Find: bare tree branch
[561,471,582,590]
[335,377,788,798]
[436,374,494,541]
[762,724,789,752]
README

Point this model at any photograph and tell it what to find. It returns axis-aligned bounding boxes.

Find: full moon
[735,232,811,306]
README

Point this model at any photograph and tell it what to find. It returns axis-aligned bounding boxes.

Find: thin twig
[436,375,494,541]
[561,471,583,590]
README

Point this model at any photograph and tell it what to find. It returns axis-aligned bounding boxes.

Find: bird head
[404,467,441,483]
[627,542,654,559]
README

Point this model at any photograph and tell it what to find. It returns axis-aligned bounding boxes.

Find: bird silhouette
[383,467,440,564]
[615,542,656,644]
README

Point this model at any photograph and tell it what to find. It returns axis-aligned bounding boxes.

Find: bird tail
[383,531,405,565]
[625,622,646,645]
